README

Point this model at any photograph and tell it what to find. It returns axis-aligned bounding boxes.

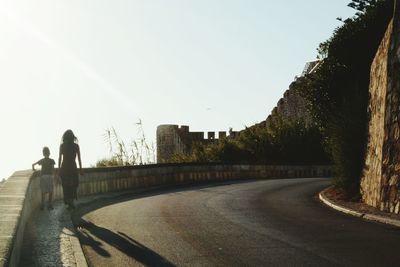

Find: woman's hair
[62,129,78,145]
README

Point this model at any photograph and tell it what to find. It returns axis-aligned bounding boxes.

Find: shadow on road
[75,218,175,267]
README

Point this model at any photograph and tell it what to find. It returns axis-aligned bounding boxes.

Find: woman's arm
[58,145,62,175]
[77,145,83,173]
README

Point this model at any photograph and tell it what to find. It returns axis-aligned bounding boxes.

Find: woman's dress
[59,143,79,203]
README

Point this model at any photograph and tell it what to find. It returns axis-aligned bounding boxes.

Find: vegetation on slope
[171,118,329,165]
[293,0,393,196]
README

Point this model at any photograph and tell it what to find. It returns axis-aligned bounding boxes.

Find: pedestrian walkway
[319,187,400,228]
[18,188,158,267]
[19,200,87,267]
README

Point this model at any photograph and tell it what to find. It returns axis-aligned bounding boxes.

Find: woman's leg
[61,184,68,204]
[65,185,75,209]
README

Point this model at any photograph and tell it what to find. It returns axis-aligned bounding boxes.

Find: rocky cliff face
[361,2,400,213]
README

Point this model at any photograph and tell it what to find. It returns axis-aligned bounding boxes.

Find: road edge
[319,187,400,228]
[64,224,89,267]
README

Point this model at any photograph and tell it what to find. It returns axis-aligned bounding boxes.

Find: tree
[348,0,379,14]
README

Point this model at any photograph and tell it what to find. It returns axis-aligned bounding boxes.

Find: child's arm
[32,161,39,171]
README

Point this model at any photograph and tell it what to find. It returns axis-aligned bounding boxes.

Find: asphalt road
[73,178,400,267]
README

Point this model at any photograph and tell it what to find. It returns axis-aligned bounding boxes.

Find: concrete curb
[62,225,88,267]
[319,187,400,228]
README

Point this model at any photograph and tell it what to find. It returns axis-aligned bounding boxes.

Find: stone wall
[361,2,400,213]
[0,164,331,266]
[264,83,312,130]
[62,164,331,198]
[248,61,317,132]
[0,170,39,267]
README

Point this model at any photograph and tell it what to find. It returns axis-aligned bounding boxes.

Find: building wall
[361,3,400,213]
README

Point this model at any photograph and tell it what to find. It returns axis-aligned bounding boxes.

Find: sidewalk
[319,187,400,228]
[18,187,161,267]
[18,200,88,267]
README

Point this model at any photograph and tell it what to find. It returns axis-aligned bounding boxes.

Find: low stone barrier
[0,170,35,267]
[0,163,331,266]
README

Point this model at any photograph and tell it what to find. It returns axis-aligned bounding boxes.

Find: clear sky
[0,0,355,180]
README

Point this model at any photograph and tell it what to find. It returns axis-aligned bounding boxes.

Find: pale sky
[0,0,355,180]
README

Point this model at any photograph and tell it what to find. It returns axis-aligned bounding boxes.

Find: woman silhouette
[58,129,82,209]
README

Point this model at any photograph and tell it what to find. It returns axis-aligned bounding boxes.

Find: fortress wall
[265,84,312,129]
[156,125,231,163]
[262,64,317,132]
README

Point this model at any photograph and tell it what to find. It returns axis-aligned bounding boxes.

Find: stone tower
[156,125,186,163]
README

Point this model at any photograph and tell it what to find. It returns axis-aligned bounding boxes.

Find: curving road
[73,178,400,267]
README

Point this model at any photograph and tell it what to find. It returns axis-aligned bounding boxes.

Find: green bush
[171,118,329,166]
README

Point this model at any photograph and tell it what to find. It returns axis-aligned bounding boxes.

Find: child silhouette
[32,147,56,210]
